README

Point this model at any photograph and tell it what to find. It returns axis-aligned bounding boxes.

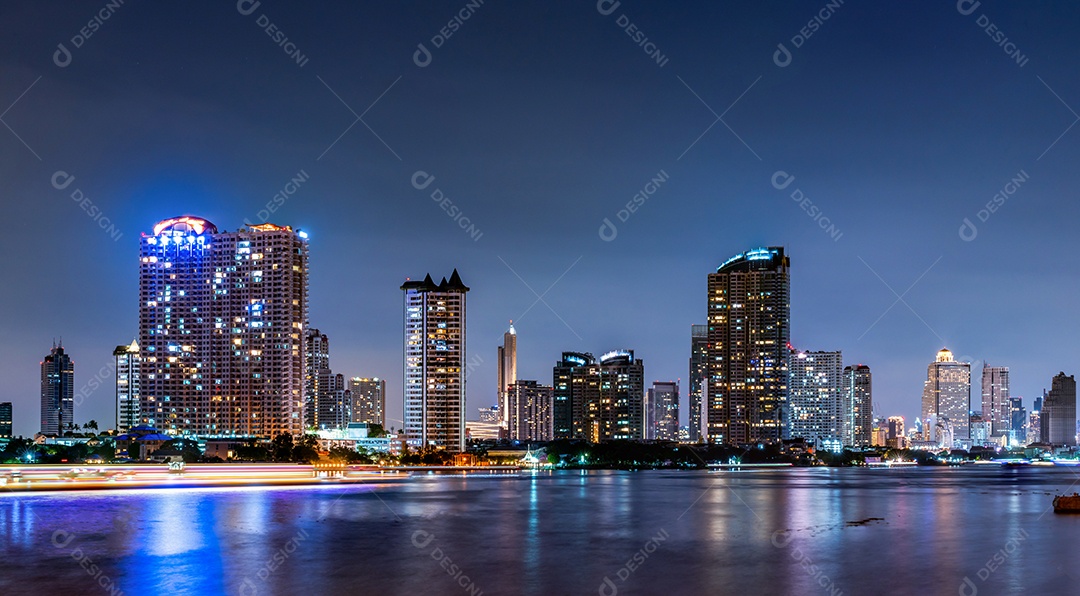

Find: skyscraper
[507,379,553,441]
[113,340,141,434]
[497,322,517,425]
[1043,372,1076,446]
[553,352,593,439]
[921,349,971,447]
[0,402,12,439]
[788,349,843,449]
[688,324,708,442]
[981,365,1010,437]
[139,216,309,438]
[648,381,680,441]
[842,364,872,447]
[40,343,74,436]
[552,350,645,441]
[304,329,334,429]
[1008,397,1026,446]
[402,270,469,452]
[350,377,386,426]
[706,247,790,445]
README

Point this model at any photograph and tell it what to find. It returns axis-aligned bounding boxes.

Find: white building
[922,349,971,447]
[788,350,843,449]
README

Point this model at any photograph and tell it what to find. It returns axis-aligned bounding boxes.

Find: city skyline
[4,3,1080,438]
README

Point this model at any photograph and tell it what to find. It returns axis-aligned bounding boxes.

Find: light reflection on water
[1,468,1078,595]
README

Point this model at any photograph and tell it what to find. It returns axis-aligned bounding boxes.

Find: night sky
[2,1,1079,437]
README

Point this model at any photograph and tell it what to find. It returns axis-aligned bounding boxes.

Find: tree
[271,433,295,462]
[366,424,387,438]
[86,420,99,432]
[292,434,320,463]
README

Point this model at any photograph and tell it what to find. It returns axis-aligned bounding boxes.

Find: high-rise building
[788,349,843,449]
[1031,395,1044,444]
[0,402,12,439]
[1008,397,1026,445]
[113,340,141,434]
[402,271,469,452]
[981,366,1010,437]
[497,323,517,426]
[350,377,386,426]
[688,324,708,442]
[507,379,553,441]
[1042,372,1076,446]
[647,381,680,441]
[921,349,971,447]
[139,216,309,438]
[842,364,872,447]
[553,352,593,439]
[705,247,790,445]
[552,350,645,441]
[304,329,340,430]
[40,343,74,436]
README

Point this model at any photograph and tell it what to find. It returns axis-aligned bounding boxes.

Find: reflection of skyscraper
[705,247,790,444]
[921,349,971,446]
[843,364,872,447]
[688,325,707,442]
[981,365,1010,437]
[1043,372,1076,446]
[114,340,141,434]
[788,349,843,449]
[40,344,74,436]
[648,381,680,441]
[139,217,309,438]
[402,270,469,452]
[497,323,517,425]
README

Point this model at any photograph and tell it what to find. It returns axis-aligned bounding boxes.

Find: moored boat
[1053,493,1080,513]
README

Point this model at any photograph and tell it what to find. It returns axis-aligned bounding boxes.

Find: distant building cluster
[20,231,1078,454]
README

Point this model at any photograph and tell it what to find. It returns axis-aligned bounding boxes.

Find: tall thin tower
[981,365,1010,437]
[40,343,74,436]
[497,322,517,425]
[705,247,790,445]
[402,270,469,452]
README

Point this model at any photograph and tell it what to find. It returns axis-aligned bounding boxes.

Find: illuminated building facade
[705,247,790,445]
[688,324,708,442]
[350,377,386,427]
[139,216,309,438]
[497,323,517,426]
[648,381,680,441]
[40,344,74,436]
[842,364,872,447]
[921,349,971,446]
[1043,372,1076,446]
[981,365,1010,437]
[507,379,553,441]
[0,402,12,439]
[1008,397,1026,445]
[305,329,349,430]
[551,350,645,441]
[114,340,141,433]
[788,349,843,449]
[553,352,593,439]
[402,271,469,452]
